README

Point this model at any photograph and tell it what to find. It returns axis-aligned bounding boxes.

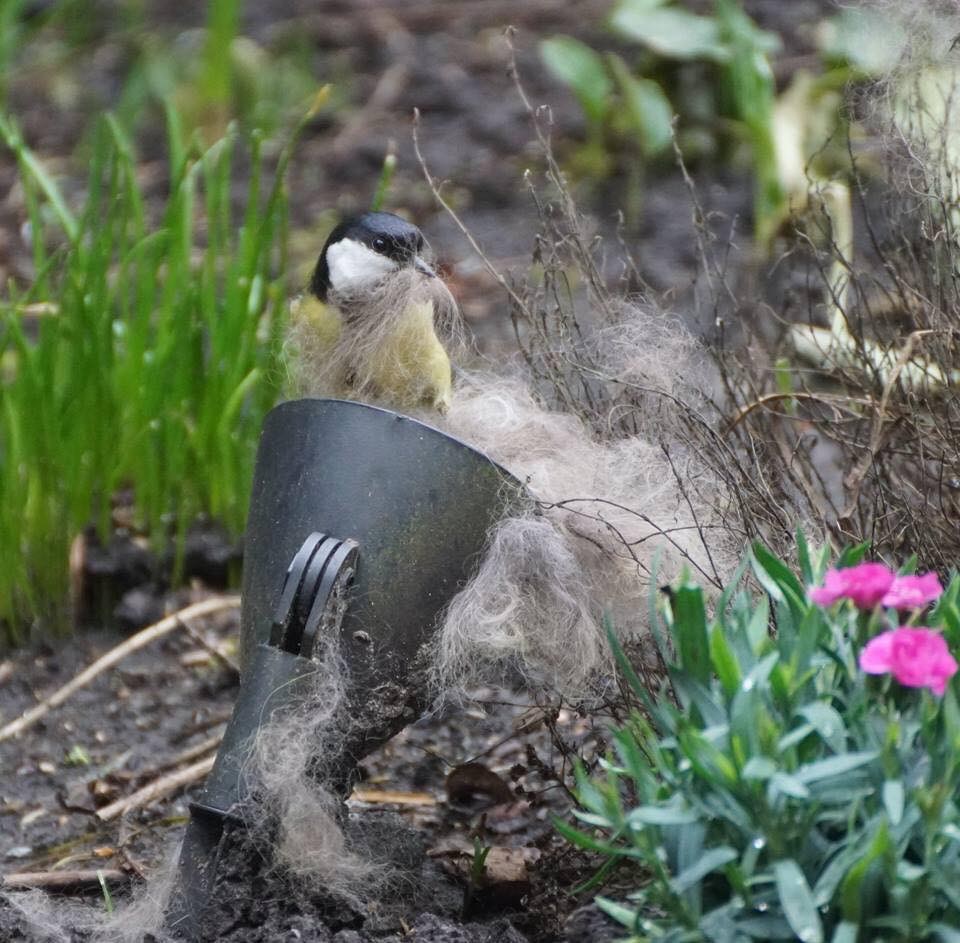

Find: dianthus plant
[559,535,960,942]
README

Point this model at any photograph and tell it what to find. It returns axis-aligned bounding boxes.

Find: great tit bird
[288,211,456,413]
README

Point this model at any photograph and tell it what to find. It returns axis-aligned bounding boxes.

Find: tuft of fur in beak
[285,212,461,414]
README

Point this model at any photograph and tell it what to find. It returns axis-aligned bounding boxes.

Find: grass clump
[560,538,960,940]
[0,109,291,642]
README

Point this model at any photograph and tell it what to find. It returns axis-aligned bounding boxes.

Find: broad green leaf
[671,846,738,894]
[841,820,890,922]
[796,527,814,585]
[739,650,779,693]
[555,818,632,856]
[882,780,905,825]
[738,915,798,939]
[769,772,811,800]
[742,757,776,780]
[896,861,925,882]
[629,803,700,826]
[699,901,742,940]
[610,3,728,61]
[743,593,771,654]
[540,36,612,126]
[607,54,674,156]
[0,115,79,241]
[795,751,878,784]
[774,859,823,943]
[814,846,859,907]
[797,702,847,753]
[595,896,641,932]
[751,543,808,616]
[930,923,960,943]
[673,583,711,684]
[612,726,651,786]
[830,923,858,943]
[678,727,738,785]
[836,543,869,568]
[672,672,726,726]
[674,820,706,879]
[943,685,960,747]
[709,621,742,697]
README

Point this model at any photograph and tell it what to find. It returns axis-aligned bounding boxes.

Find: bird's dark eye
[372,237,387,252]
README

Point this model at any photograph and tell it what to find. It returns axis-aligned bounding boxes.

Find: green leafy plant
[560,536,960,941]
[540,33,673,183]
[0,108,295,640]
[542,0,858,250]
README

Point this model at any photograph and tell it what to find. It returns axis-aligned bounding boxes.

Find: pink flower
[881,572,943,610]
[809,563,895,609]
[860,627,958,695]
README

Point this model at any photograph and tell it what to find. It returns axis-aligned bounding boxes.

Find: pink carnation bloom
[808,563,895,609]
[859,628,958,696]
[881,572,943,610]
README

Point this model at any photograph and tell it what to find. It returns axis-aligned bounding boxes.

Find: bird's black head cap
[310,211,425,300]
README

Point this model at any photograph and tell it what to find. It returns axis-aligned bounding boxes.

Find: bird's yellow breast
[290,294,452,413]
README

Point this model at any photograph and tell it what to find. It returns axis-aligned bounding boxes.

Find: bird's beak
[414,256,436,278]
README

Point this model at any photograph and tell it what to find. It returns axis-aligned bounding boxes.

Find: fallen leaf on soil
[19,808,45,828]
[445,762,514,806]
[429,841,540,898]
[477,846,541,884]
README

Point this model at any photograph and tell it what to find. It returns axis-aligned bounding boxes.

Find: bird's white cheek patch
[326,239,397,294]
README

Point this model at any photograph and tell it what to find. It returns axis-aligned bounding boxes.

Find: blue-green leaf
[882,780,904,826]
[671,846,738,894]
[830,922,858,943]
[797,702,847,753]
[709,621,742,698]
[742,757,776,780]
[769,772,811,800]
[840,821,891,922]
[594,896,641,931]
[607,54,674,156]
[774,859,823,943]
[795,751,878,784]
[610,1,728,61]
[929,924,960,943]
[673,583,712,684]
[738,915,798,939]
[540,36,612,126]
[629,803,700,826]
[751,543,808,617]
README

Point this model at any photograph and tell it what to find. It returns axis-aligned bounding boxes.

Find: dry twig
[2,868,130,891]
[0,596,240,743]
[95,755,216,822]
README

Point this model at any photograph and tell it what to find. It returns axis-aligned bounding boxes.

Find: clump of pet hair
[1,847,179,942]
[245,638,386,902]
[431,361,738,698]
[582,303,716,438]
[2,890,87,942]
[285,264,463,406]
